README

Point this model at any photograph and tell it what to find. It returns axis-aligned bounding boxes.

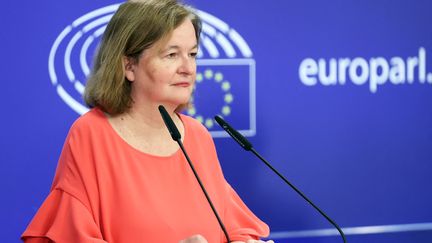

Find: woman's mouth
[172,82,190,87]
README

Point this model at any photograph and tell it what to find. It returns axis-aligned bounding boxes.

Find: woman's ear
[123,56,136,82]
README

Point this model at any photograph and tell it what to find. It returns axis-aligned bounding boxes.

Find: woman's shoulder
[179,113,210,135]
[66,107,107,139]
[179,113,216,150]
[71,107,105,129]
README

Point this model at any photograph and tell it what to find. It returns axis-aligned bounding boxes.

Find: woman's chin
[164,97,191,108]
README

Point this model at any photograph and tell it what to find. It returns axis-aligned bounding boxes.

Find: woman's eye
[190,52,198,58]
[167,53,177,58]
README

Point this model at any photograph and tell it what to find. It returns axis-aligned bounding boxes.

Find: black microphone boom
[214,115,347,243]
[214,116,252,151]
[158,105,231,243]
[159,105,181,141]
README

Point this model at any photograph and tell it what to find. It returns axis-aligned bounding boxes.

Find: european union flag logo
[188,58,256,138]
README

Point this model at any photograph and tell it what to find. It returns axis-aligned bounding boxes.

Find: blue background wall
[2,0,432,242]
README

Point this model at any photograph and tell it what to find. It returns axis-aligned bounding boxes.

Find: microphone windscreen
[214,115,252,151]
[158,105,181,141]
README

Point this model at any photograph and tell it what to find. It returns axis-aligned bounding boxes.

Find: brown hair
[84,0,201,115]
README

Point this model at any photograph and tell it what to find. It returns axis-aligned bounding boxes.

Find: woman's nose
[178,56,196,75]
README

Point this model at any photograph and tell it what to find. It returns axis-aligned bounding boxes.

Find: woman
[22,0,271,242]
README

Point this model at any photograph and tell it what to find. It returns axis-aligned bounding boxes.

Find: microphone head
[158,105,181,141]
[214,115,253,151]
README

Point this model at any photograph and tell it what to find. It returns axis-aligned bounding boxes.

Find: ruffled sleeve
[22,114,106,242]
[21,189,106,243]
[224,183,270,242]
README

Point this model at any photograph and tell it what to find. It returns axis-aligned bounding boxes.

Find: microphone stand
[159,106,231,243]
[178,141,231,243]
[215,115,347,243]
[251,148,347,243]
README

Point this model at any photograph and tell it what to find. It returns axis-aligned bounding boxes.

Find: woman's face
[125,19,198,109]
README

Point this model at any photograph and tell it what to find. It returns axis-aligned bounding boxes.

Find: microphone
[214,115,347,243]
[158,105,231,243]
[159,105,181,141]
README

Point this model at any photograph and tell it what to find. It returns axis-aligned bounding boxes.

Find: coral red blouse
[22,108,269,242]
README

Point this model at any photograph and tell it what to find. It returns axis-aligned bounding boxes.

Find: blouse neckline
[94,107,188,160]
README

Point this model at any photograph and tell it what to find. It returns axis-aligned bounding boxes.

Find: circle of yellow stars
[187,69,234,129]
